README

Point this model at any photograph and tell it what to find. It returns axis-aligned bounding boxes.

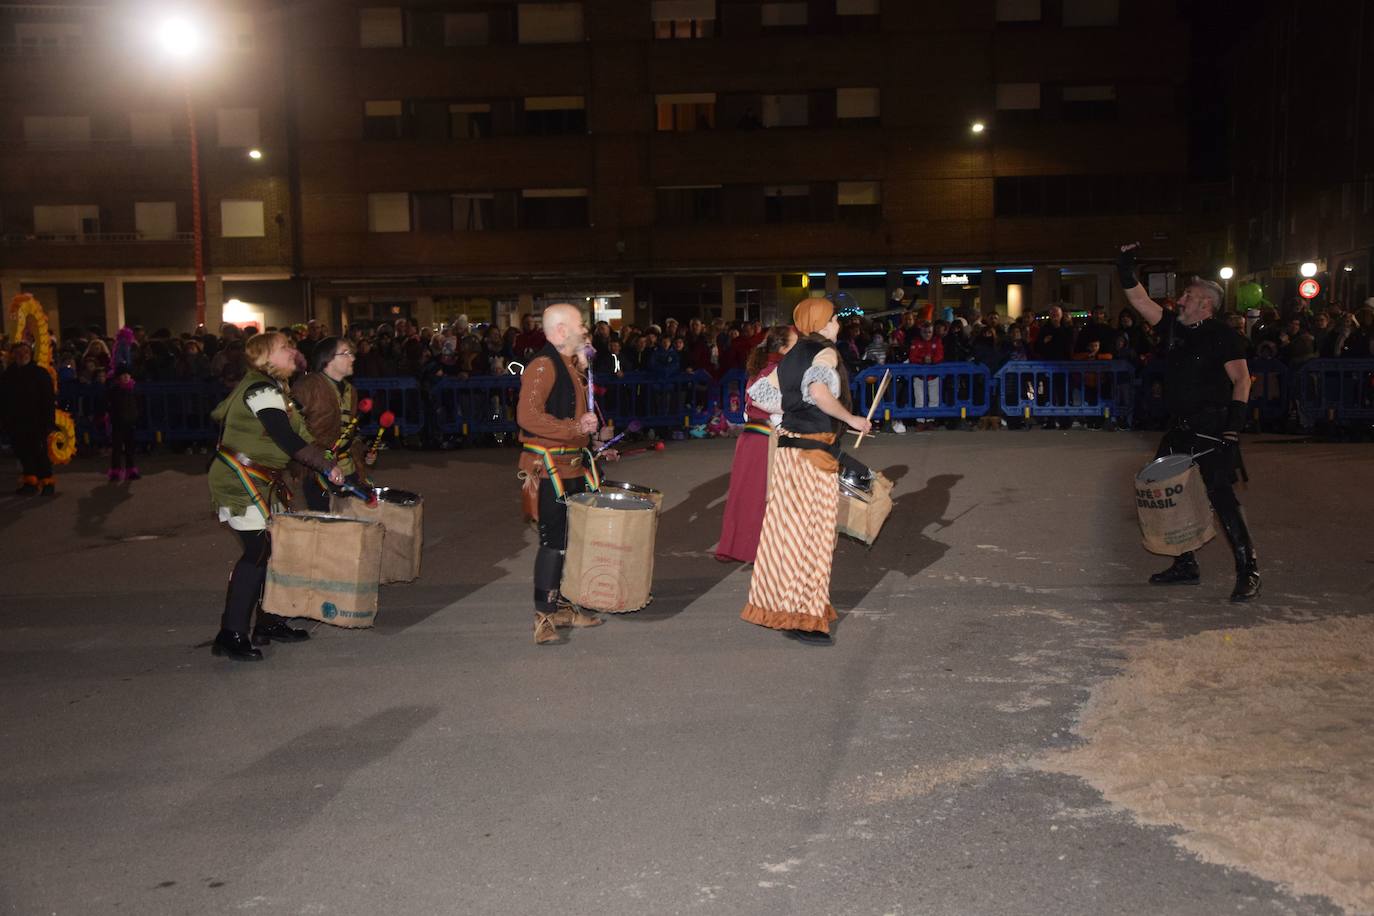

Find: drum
[598,480,663,512]
[1135,454,1216,555]
[330,487,424,583]
[263,512,384,627]
[837,470,894,545]
[561,491,657,613]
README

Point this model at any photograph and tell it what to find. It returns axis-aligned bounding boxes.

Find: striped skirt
[740,442,840,633]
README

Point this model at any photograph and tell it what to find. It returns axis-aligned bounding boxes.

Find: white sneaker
[891,420,907,434]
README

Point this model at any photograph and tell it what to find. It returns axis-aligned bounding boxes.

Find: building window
[362,101,403,139]
[837,180,880,222]
[656,93,716,132]
[221,200,265,238]
[761,94,808,128]
[135,202,177,239]
[652,0,715,38]
[517,3,584,44]
[129,112,173,147]
[1061,84,1117,121]
[995,0,1041,22]
[523,96,586,135]
[837,88,880,124]
[656,186,723,225]
[368,193,412,232]
[761,2,807,29]
[452,193,495,230]
[216,108,260,148]
[23,115,91,146]
[444,12,490,45]
[1062,0,1118,27]
[996,83,1041,111]
[764,184,812,223]
[449,103,494,139]
[359,7,403,47]
[520,188,588,228]
[33,204,99,238]
[15,22,84,52]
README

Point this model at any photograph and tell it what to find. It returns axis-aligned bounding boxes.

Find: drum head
[566,491,654,511]
[1137,454,1196,484]
[375,487,421,506]
[600,480,662,500]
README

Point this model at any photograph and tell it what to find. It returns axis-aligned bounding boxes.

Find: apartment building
[2,0,1193,335]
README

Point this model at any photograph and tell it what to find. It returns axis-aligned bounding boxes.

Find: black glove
[1224,399,1247,436]
[1116,245,1140,290]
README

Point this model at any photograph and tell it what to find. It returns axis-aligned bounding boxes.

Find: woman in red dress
[715,326,794,563]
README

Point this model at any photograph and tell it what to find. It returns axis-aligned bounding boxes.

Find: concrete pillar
[414,295,436,330]
[0,276,21,336]
[204,275,224,332]
[619,280,636,328]
[720,274,736,322]
[1031,265,1059,315]
[517,291,535,325]
[103,277,126,335]
[979,268,998,315]
[312,295,334,332]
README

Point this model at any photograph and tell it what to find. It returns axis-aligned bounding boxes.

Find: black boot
[211,629,264,662]
[1217,510,1261,602]
[252,619,311,645]
[1149,551,1200,585]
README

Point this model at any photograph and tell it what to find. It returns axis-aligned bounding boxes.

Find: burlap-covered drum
[263,512,384,627]
[561,491,656,613]
[598,480,663,512]
[1135,455,1216,556]
[837,469,894,545]
[330,487,423,583]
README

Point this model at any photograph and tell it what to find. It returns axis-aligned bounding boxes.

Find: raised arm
[1117,243,1164,327]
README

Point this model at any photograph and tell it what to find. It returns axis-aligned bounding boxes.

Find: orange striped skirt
[740,442,840,634]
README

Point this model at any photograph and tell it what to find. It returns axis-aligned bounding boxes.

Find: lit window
[359,8,403,47]
[363,100,404,140]
[838,181,880,206]
[221,200,266,238]
[33,204,99,237]
[837,88,880,121]
[517,3,584,44]
[761,94,808,128]
[135,202,178,239]
[652,0,715,38]
[216,108,261,148]
[995,83,1041,110]
[368,193,412,232]
[656,93,716,132]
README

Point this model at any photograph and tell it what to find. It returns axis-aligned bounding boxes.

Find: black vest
[779,338,848,434]
[519,343,577,439]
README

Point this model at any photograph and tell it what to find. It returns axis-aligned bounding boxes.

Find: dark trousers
[1155,426,1254,563]
[13,430,53,482]
[533,475,586,612]
[110,424,137,471]
[221,528,279,634]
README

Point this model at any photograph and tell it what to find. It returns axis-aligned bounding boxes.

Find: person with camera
[1117,244,1260,601]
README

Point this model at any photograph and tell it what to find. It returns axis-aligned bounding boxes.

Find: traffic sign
[1298,278,1321,300]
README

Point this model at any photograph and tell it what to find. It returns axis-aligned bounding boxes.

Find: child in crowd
[107,365,140,481]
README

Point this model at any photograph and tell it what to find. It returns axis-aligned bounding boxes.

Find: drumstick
[850,369,891,449]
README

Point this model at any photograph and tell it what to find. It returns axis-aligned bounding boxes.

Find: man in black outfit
[1117,244,1261,601]
[0,342,57,496]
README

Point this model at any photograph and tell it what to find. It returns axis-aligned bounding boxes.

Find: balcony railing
[1,232,195,245]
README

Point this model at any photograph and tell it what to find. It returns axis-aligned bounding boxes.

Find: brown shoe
[534,613,561,645]
[549,600,603,629]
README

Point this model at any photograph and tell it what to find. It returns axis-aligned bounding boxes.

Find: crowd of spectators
[2,294,1371,396]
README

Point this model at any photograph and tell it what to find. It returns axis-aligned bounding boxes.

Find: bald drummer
[516,303,607,645]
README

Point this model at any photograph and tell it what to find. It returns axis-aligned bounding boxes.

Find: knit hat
[793,297,835,335]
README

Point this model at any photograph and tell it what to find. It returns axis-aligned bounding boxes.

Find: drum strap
[743,422,772,437]
[522,444,601,499]
[216,448,282,516]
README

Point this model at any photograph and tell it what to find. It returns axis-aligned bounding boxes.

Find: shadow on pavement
[622,471,733,623]
[74,480,135,538]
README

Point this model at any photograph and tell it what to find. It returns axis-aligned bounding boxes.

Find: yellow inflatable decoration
[8,293,77,465]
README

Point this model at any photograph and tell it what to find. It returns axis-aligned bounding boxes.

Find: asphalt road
[1,430,1367,916]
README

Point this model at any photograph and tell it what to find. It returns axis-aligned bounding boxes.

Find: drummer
[1117,244,1260,601]
[291,337,375,511]
[516,303,608,645]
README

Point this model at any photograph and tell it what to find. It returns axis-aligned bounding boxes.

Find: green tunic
[208,370,311,519]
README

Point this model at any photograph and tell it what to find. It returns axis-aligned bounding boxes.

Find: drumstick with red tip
[369,410,396,457]
[332,397,374,456]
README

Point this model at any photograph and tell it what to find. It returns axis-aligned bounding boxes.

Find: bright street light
[156,17,202,59]
[1219,266,1234,280]
[1299,262,1318,278]
[970,121,986,134]
[247,148,263,160]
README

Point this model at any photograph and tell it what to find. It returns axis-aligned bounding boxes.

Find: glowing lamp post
[1219,266,1234,309]
[157,16,208,329]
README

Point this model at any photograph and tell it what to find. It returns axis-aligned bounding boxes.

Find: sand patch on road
[1041,617,1374,914]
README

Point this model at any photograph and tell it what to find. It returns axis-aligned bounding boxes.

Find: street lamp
[247,148,263,160]
[970,121,986,134]
[1219,266,1234,310]
[156,15,208,329]
[1218,266,1234,280]
[1300,262,1318,278]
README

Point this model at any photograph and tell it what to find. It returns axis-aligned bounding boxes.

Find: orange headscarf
[792,297,835,335]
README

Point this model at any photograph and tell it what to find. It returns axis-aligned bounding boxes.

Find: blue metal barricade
[137,382,220,444]
[597,371,715,428]
[853,363,992,420]
[993,360,1137,423]
[59,380,109,448]
[353,377,424,439]
[1294,359,1374,429]
[430,376,522,441]
[716,369,749,424]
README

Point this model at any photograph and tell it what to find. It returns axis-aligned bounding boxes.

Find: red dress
[715,357,781,563]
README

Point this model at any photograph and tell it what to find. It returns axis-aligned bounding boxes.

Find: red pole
[186,83,206,330]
